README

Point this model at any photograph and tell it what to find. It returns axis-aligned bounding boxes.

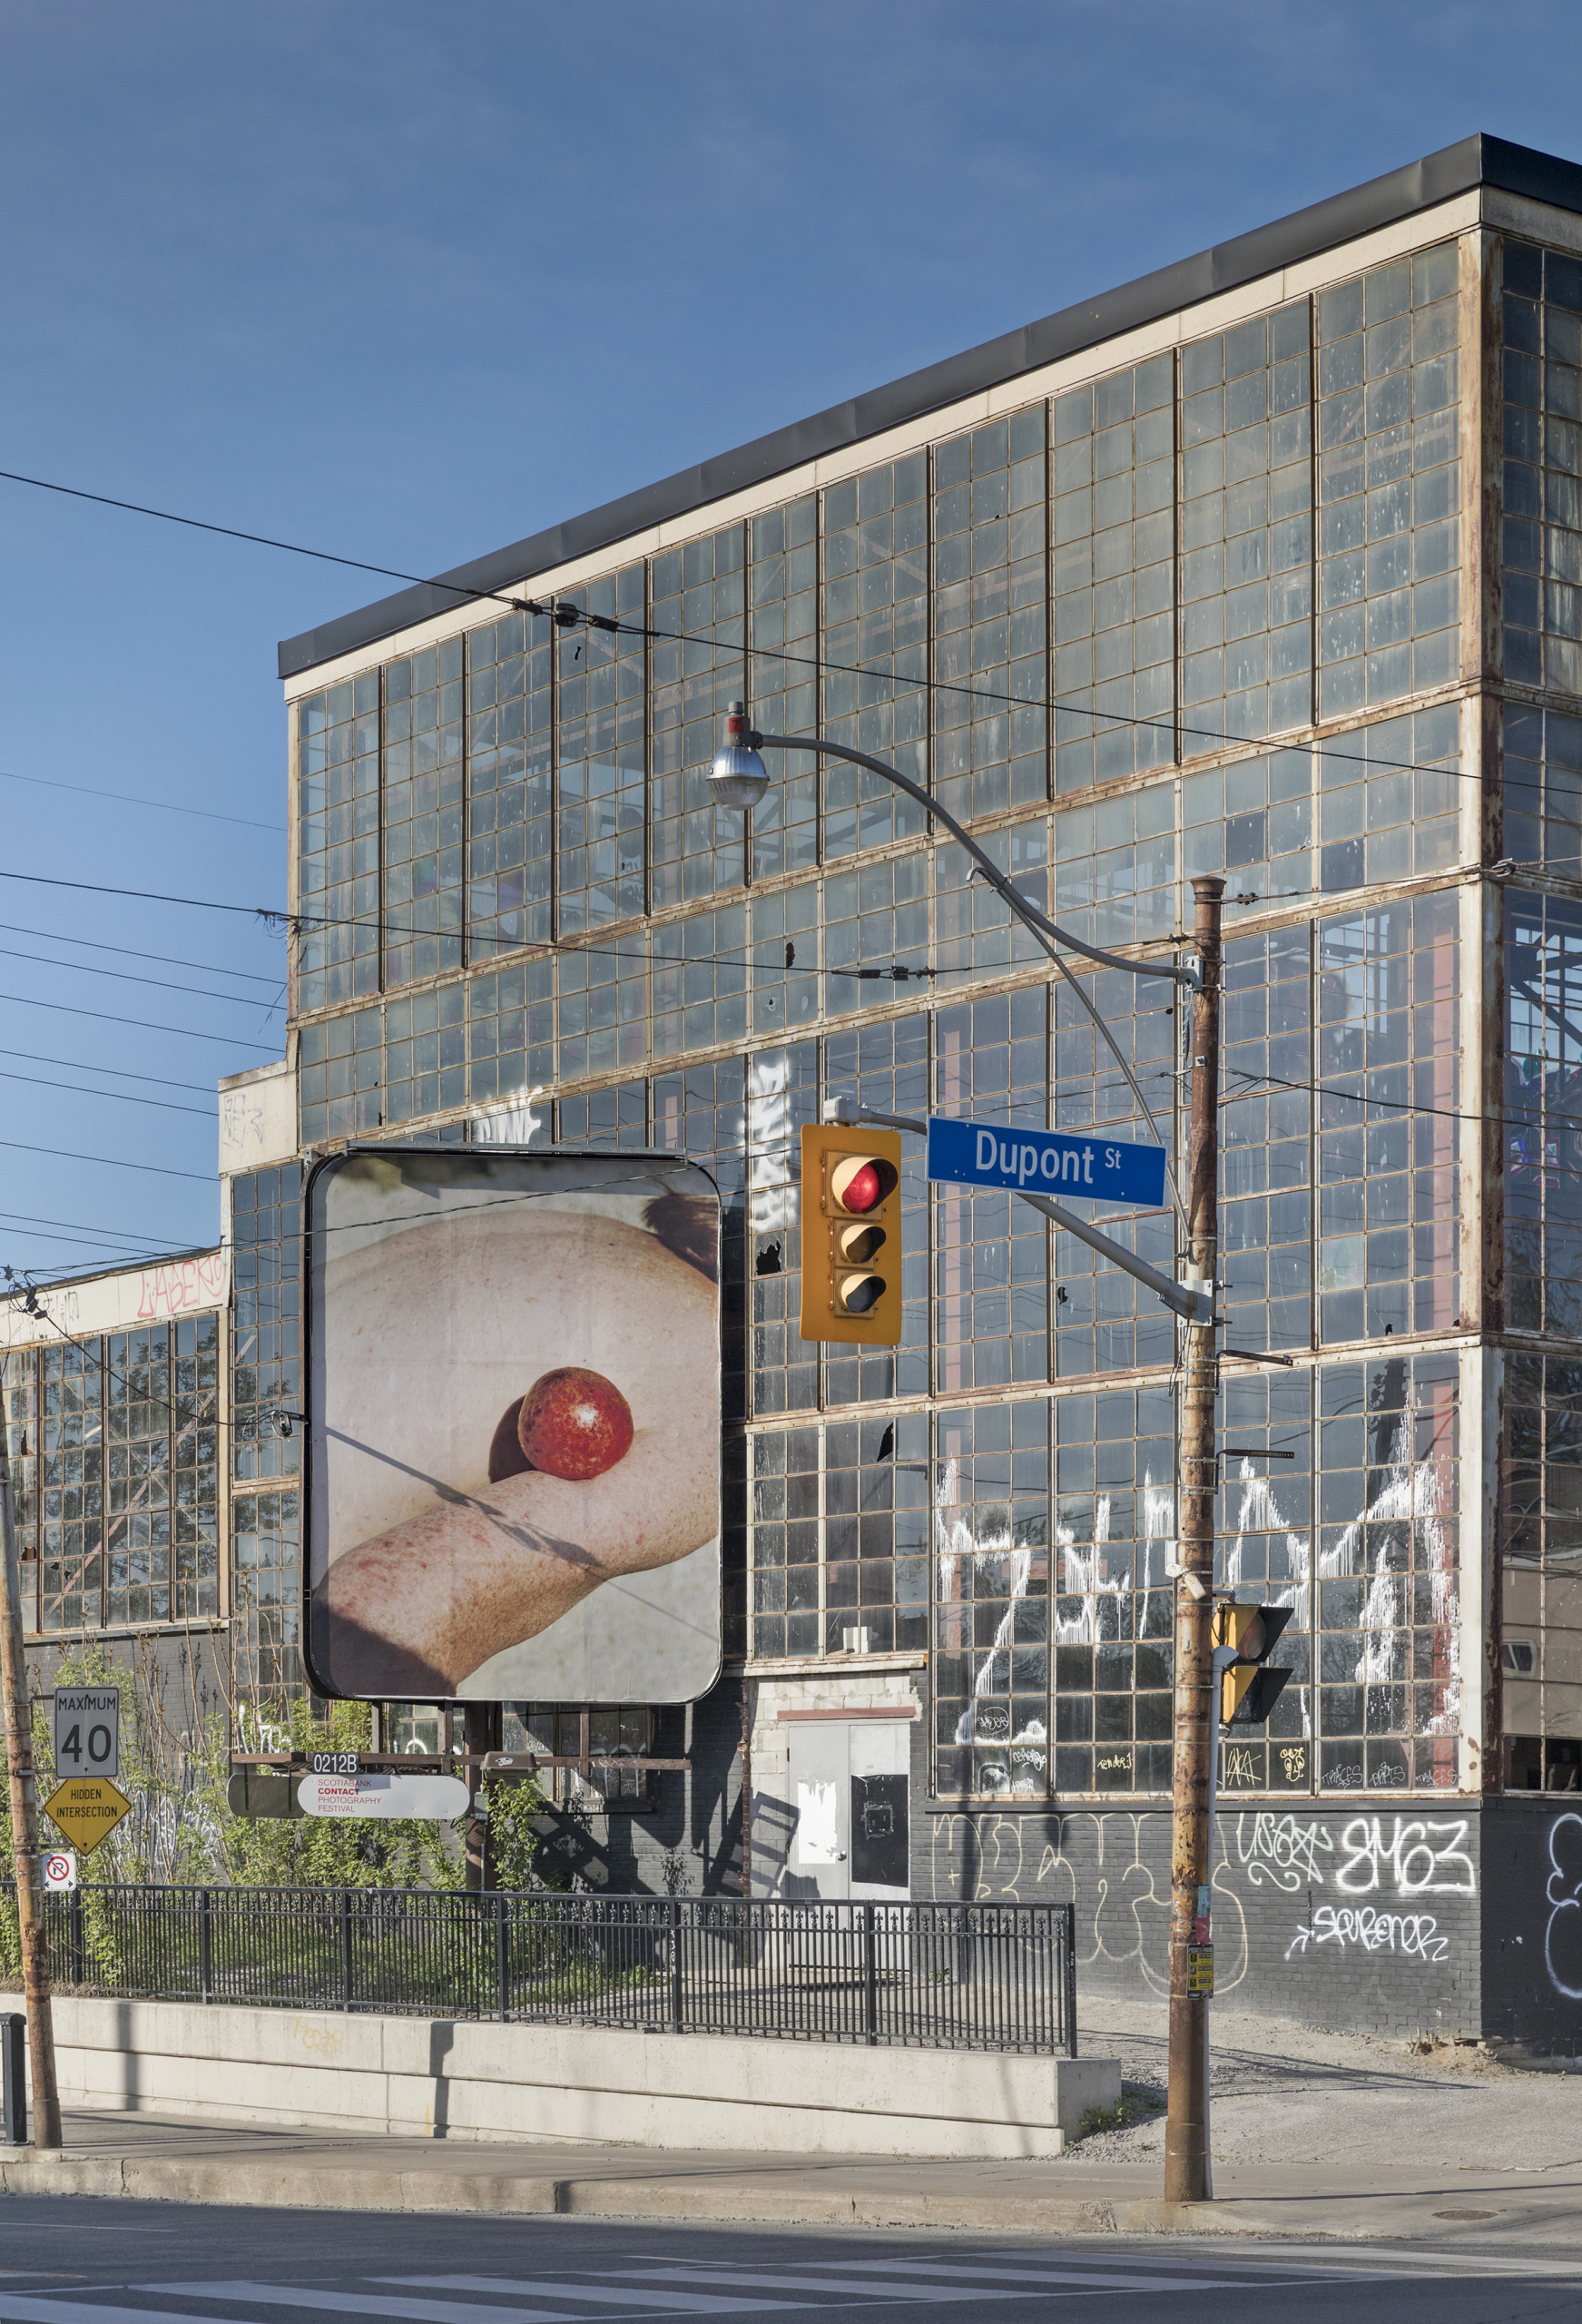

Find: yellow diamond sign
[44,1777,132,1856]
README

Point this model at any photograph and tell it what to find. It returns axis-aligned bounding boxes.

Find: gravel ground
[1067,1996,1582,2170]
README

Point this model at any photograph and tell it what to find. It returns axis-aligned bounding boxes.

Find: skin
[318,1206,717,1696]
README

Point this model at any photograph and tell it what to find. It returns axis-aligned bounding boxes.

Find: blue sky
[3,0,1579,1280]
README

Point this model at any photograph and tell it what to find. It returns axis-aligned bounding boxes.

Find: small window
[1503,1639,1538,1676]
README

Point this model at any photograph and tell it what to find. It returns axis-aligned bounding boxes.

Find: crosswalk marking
[755,2260,1282,2293]
[378,2283,800,2314]
[0,2303,262,2324]
[597,2268,1241,2305]
[135,2290,576,2324]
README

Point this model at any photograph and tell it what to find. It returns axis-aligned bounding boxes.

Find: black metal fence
[27,1886,1076,2056]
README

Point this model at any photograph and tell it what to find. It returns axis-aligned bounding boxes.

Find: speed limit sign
[54,1688,120,1781]
[43,1850,77,1892]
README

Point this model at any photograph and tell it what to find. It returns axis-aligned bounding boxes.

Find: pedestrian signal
[1216,1601,1292,1727]
[800,1125,902,1344]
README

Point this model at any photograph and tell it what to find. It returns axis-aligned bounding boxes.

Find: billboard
[304,1147,722,1704]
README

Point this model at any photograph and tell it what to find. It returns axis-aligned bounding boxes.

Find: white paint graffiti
[1285,1905,1449,1964]
[1544,1812,1582,2002]
[1236,1810,1334,1890]
[1332,1815,1475,1896]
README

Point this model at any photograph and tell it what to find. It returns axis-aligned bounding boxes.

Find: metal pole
[1202,1633,1234,2206]
[1164,874,1224,2207]
[0,1369,60,2149]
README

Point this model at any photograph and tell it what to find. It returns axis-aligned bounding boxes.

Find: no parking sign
[42,1850,77,1892]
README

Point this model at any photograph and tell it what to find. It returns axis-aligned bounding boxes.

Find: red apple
[516,1367,634,1482]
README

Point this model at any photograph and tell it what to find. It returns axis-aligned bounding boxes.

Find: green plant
[1077,2092,1165,2140]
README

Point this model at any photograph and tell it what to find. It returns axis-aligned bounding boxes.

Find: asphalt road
[0,2202,1577,2324]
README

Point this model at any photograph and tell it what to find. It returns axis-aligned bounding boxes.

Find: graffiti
[220,1090,269,1158]
[1285,1905,1449,1964]
[1236,1810,1334,1891]
[1222,1744,1261,1790]
[136,1252,229,1321]
[1544,1812,1582,2001]
[1333,1816,1475,1896]
[930,1812,1025,1900]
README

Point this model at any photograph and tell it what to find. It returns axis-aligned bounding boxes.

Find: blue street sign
[926,1115,1167,1209]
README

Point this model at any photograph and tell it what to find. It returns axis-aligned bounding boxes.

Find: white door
[786,1720,911,1903]
[788,1721,850,1899]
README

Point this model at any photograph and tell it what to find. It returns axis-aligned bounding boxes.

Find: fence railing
[21,1886,1076,2056]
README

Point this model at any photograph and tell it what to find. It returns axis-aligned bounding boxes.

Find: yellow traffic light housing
[800,1125,903,1344]
[1214,1600,1292,1726]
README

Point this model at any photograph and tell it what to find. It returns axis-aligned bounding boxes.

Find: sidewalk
[3,2002,1579,2247]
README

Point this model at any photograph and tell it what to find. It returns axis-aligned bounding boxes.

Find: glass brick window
[749,495,820,879]
[1503,239,1582,697]
[1505,888,1582,1336]
[1184,746,1311,918]
[1052,966,1178,1380]
[1316,703,1460,894]
[556,566,646,935]
[234,1489,301,1700]
[1180,300,1312,753]
[556,1078,648,1147]
[172,1315,221,1619]
[1214,1368,1313,1797]
[933,1398,1051,1797]
[468,958,553,1109]
[931,409,1046,824]
[823,852,929,1012]
[556,933,647,1086]
[1316,1349,1460,1793]
[820,456,930,859]
[1505,702,1582,877]
[1051,354,1174,791]
[822,1013,930,1405]
[231,1166,302,1487]
[1500,1353,1582,1769]
[1316,240,1460,718]
[299,1004,382,1145]
[936,820,1049,988]
[933,987,1050,1392]
[467,607,554,959]
[750,1424,821,1660]
[1052,1384,1175,1796]
[1054,781,1177,952]
[1,1353,38,1619]
[823,1413,929,1656]
[652,905,747,1059]
[105,1324,173,1628]
[651,527,746,907]
[1221,925,1312,1355]
[382,636,465,990]
[39,1338,102,1632]
[296,673,379,1013]
[1316,890,1460,1343]
[747,1041,819,1420]
[749,879,820,1039]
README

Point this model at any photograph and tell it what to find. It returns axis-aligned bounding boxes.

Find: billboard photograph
[304,1147,722,1703]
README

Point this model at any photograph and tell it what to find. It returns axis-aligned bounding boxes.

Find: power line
[0,943,283,1012]
[0,765,279,833]
[0,1068,213,1117]
[0,462,1479,787]
[0,919,286,988]
[0,989,276,1049]
[0,1138,214,1181]
[0,1048,216,1094]
[0,1206,201,1250]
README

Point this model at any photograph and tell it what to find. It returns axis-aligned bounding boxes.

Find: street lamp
[712,699,1232,2207]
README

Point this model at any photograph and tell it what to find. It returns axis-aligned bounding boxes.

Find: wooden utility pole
[0,1372,61,2148]
[1164,874,1225,2206]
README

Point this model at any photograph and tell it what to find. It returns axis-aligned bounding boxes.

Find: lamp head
[709,700,770,810]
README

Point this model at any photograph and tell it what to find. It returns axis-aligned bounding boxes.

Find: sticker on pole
[926,1117,1166,1208]
[1188,1944,1214,1996]
[43,1850,77,1892]
[43,1777,132,1857]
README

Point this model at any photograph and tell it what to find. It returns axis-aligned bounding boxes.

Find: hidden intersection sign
[926,1116,1167,1210]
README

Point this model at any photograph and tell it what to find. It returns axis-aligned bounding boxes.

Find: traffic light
[800,1124,902,1344]
[1215,1600,1292,1727]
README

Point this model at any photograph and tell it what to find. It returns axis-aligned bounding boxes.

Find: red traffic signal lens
[841,1162,881,1212]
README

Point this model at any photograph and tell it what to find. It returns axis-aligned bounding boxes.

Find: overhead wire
[0,1138,214,1181]
[0,988,278,1049]
[0,765,279,832]
[0,1047,217,1094]
[0,918,287,986]
[0,1068,213,1117]
[0,942,283,1011]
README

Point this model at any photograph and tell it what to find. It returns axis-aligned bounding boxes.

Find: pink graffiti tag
[136,1253,227,1320]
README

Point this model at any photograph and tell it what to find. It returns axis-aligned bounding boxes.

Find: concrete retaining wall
[45,1996,1118,2160]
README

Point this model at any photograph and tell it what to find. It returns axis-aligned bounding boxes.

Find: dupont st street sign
[926,1116,1168,1210]
[43,1777,132,1857]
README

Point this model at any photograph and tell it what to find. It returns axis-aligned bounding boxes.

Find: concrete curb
[0,2152,1269,2234]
